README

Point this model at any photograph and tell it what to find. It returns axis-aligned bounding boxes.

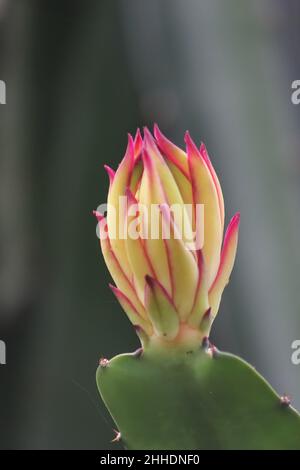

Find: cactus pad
[97,348,300,450]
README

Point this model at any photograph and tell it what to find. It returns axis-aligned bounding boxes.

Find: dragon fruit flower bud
[94,126,239,351]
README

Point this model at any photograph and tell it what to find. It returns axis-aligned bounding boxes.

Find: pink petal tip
[104,165,115,184]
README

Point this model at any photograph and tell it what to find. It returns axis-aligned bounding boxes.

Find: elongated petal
[124,189,156,303]
[209,213,240,315]
[144,127,189,208]
[186,132,222,286]
[165,159,194,236]
[187,251,210,328]
[94,211,146,318]
[154,124,189,179]
[154,124,194,226]
[110,284,153,336]
[129,156,143,195]
[160,204,199,319]
[138,149,172,295]
[107,134,134,279]
[134,128,143,158]
[200,142,225,230]
[142,130,195,260]
[144,275,179,340]
[104,165,115,185]
[166,159,193,206]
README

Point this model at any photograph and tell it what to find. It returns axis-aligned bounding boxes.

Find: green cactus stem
[97,344,300,450]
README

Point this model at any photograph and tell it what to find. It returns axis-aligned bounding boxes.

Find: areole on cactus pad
[94,126,300,450]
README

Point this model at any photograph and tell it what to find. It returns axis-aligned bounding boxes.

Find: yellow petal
[187,251,210,328]
[144,128,188,209]
[154,126,197,243]
[138,148,172,295]
[185,132,222,286]
[160,204,199,320]
[129,156,143,194]
[200,142,225,231]
[94,211,146,318]
[139,130,195,287]
[209,213,240,315]
[106,135,134,280]
[166,160,193,206]
[154,124,189,178]
[124,189,156,303]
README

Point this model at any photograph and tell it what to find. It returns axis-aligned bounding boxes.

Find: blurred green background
[0,0,300,449]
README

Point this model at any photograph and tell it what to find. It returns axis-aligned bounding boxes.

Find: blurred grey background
[0,0,300,449]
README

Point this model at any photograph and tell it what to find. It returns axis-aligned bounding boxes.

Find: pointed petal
[129,156,143,195]
[209,213,240,315]
[124,188,156,303]
[187,250,210,328]
[160,204,199,320]
[200,142,225,230]
[138,149,172,295]
[110,284,152,336]
[140,130,195,280]
[165,160,194,231]
[94,211,146,318]
[185,132,222,286]
[154,124,189,179]
[143,129,192,217]
[133,128,143,158]
[144,275,179,340]
[165,160,193,204]
[106,134,134,279]
[104,165,115,186]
